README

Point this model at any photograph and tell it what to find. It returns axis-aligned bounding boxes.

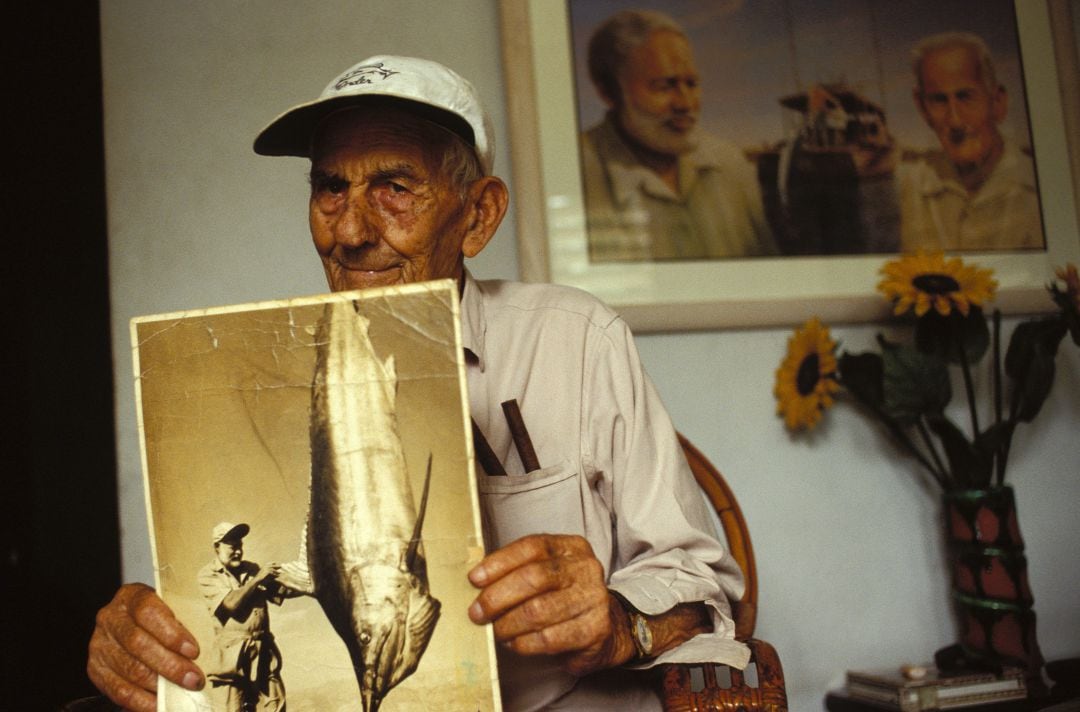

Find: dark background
[3,2,122,709]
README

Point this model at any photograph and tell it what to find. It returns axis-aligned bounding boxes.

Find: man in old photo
[197,522,294,712]
[580,9,777,261]
[899,31,1044,251]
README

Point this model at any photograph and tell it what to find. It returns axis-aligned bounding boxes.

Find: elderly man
[87,55,747,711]
[899,31,1043,252]
[581,9,776,261]
[197,522,292,712]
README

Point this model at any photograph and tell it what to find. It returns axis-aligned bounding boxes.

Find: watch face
[633,614,653,655]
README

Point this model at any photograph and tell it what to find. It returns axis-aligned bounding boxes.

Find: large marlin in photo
[283,299,441,711]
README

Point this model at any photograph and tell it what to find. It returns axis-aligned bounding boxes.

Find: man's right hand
[87,583,204,712]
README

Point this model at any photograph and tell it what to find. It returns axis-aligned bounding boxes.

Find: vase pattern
[943,486,1045,689]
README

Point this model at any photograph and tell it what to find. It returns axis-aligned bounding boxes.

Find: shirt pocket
[477,459,584,548]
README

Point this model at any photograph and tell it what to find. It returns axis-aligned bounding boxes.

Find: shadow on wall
[2,3,121,710]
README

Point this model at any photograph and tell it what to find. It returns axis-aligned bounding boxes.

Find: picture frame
[133,281,501,711]
[499,0,1080,331]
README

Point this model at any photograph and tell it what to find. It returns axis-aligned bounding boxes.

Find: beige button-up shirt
[461,272,748,711]
[898,140,1044,252]
[581,114,777,262]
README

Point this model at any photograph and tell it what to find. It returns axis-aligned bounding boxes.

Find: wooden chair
[659,433,788,712]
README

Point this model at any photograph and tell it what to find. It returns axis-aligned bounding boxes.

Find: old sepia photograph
[132,281,500,711]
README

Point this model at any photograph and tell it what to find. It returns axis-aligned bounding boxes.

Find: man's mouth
[336,259,401,275]
[665,115,697,133]
[947,129,969,145]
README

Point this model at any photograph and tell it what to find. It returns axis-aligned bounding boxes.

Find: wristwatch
[609,590,654,659]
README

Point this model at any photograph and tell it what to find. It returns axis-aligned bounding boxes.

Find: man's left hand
[467,534,636,676]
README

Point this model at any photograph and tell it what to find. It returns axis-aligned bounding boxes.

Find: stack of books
[845,664,1027,710]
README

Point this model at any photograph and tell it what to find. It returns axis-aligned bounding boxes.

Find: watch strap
[608,589,654,659]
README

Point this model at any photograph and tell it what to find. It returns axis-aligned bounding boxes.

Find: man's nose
[335,196,379,247]
[671,83,694,111]
[944,97,965,127]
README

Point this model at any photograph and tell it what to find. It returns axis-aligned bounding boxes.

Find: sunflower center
[796,353,821,396]
[912,273,960,295]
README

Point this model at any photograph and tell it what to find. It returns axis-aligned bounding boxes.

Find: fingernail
[180,641,198,658]
[182,671,202,690]
[468,565,487,585]
[468,600,484,622]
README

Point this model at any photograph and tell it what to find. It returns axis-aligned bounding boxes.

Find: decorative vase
[943,486,1045,693]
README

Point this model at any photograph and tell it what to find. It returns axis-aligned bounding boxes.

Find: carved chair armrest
[660,638,788,712]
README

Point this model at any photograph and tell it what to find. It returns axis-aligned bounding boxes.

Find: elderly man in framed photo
[899,31,1044,252]
[86,55,748,712]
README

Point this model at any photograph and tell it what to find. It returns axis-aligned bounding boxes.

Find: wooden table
[825,690,1079,712]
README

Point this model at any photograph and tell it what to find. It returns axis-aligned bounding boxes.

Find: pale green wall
[101,2,1080,708]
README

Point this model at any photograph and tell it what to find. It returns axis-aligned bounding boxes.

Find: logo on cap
[334,62,400,91]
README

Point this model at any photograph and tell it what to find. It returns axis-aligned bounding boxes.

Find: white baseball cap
[212,521,250,544]
[253,54,494,174]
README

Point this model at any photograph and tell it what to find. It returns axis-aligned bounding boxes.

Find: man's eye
[388,182,408,194]
[313,175,348,195]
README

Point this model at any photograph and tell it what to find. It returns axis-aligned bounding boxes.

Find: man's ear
[595,80,618,111]
[462,176,509,258]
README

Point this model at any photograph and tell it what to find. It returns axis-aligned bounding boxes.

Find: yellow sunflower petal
[878,251,997,317]
[774,317,839,431]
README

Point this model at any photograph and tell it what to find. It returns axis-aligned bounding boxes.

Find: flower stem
[916,416,952,488]
[844,389,947,488]
[956,330,981,438]
[992,310,1005,486]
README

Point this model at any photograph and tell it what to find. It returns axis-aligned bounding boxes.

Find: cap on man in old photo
[253,54,494,175]
[212,521,250,544]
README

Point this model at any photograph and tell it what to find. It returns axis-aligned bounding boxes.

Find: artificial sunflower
[777,255,1075,492]
[774,317,840,431]
[1056,263,1079,312]
[1051,262,1080,346]
[878,251,997,317]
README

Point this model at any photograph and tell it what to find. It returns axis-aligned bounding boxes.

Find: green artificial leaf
[879,339,951,424]
[915,308,990,365]
[977,420,1017,455]
[1005,318,1067,421]
[838,351,884,407]
[926,413,991,488]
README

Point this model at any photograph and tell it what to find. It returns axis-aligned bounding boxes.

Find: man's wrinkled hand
[466,534,635,676]
[87,583,204,712]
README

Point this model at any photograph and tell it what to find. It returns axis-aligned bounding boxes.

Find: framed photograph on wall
[499,0,1080,331]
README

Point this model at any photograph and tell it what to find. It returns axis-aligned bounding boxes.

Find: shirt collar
[915,139,1031,199]
[210,559,245,580]
[460,269,487,372]
[595,113,719,206]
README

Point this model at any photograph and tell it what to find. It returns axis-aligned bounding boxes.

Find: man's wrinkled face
[308,108,471,292]
[215,539,243,570]
[614,29,701,156]
[916,45,1005,176]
